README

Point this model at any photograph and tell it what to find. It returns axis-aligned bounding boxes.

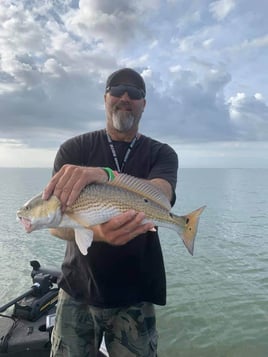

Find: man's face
[105,85,146,133]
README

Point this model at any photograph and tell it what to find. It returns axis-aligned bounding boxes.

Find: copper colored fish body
[17,173,206,255]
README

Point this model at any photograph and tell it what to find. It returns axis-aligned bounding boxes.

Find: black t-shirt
[54,129,178,307]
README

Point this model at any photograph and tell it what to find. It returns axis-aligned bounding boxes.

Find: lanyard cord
[106,131,139,173]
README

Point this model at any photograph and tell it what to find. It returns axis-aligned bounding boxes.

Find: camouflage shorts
[50,289,158,357]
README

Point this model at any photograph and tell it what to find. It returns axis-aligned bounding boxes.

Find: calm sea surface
[0,168,267,357]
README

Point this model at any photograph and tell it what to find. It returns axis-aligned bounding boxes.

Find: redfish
[17,173,205,255]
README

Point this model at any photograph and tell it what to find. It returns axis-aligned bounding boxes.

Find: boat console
[0,261,59,356]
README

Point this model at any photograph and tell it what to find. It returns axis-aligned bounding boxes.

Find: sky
[0,0,267,168]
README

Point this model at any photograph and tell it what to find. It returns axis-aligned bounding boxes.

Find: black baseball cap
[105,68,146,97]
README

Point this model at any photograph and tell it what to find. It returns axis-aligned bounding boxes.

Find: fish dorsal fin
[107,173,171,210]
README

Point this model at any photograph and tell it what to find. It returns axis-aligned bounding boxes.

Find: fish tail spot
[179,205,206,255]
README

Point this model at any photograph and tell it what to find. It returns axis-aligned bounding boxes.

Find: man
[44,68,178,357]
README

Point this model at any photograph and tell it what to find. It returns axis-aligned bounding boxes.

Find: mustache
[113,101,132,111]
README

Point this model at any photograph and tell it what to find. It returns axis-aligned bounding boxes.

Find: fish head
[17,193,62,232]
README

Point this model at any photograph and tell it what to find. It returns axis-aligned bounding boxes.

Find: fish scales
[69,183,171,224]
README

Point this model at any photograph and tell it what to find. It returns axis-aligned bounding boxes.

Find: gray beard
[112,111,135,132]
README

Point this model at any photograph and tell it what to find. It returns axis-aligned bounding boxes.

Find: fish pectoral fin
[74,229,94,255]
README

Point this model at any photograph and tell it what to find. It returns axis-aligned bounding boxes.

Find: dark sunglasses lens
[109,85,143,99]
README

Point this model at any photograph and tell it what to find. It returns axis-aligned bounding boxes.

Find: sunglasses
[106,85,145,100]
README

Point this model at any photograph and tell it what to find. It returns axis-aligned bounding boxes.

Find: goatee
[112,111,135,132]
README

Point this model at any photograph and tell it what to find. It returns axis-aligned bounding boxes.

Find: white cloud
[169,65,182,73]
[209,0,236,21]
[203,38,214,48]
[64,0,159,52]
[240,34,268,50]
[254,93,264,101]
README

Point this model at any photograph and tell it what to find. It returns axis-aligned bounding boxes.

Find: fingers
[42,165,106,209]
[46,167,77,203]
[109,210,137,229]
[42,170,62,200]
[97,210,155,246]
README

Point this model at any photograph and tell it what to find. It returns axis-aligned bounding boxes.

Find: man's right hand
[42,164,108,211]
[92,210,155,246]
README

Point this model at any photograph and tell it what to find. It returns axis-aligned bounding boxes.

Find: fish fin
[107,173,171,210]
[74,229,93,255]
[176,206,206,256]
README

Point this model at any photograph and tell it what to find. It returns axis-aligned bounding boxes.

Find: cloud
[233,34,268,52]
[209,0,236,21]
[173,141,268,168]
[140,66,235,143]
[64,0,160,52]
[0,0,267,161]
[228,92,268,140]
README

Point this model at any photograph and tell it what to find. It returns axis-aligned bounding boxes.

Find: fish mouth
[18,217,33,233]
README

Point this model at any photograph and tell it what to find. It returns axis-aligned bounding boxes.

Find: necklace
[106,131,139,173]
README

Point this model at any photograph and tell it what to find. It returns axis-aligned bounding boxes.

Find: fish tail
[174,206,206,255]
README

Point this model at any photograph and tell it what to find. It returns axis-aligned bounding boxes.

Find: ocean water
[0,168,267,357]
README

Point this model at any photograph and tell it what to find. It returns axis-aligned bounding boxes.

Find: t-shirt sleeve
[147,143,178,206]
[53,137,82,174]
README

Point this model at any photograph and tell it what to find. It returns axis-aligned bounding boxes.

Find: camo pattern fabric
[50,289,158,357]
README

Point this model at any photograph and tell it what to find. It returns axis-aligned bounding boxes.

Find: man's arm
[150,178,173,202]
